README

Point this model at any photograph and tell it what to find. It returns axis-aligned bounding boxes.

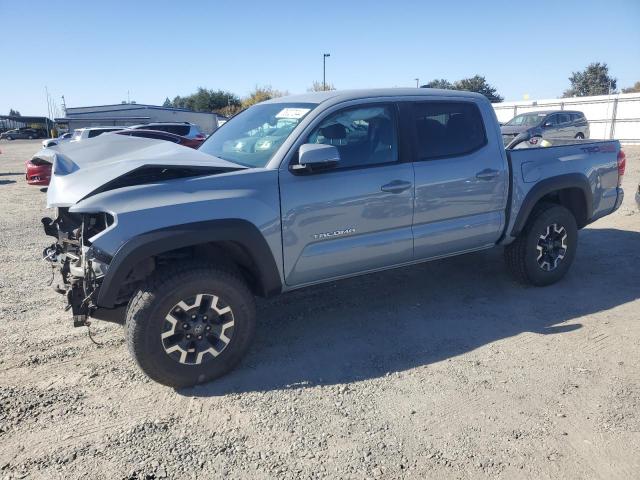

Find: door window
[557,113,571,125]
[544,115,558,127]
[411,101,486,160]
[306,105,398,168]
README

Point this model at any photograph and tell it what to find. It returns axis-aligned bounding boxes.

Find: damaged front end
[42,208,114,327]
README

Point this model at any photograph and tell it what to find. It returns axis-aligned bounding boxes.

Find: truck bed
[503,140,623,243]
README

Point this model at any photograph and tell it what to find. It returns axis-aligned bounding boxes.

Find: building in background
[55,103,225,135]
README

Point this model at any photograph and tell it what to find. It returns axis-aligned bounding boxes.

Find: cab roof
[263,88,487,105]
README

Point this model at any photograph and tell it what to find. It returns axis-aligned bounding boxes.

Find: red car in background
[25,129,205,186]
[25,157,52,185]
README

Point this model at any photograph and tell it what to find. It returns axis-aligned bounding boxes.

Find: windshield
[505,113,546,127]
[199,102,317,167]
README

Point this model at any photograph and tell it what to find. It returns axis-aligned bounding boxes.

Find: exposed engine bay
[42,208,114,326]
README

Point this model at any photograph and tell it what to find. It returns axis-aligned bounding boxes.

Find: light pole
[323,53,331,91]
[415,78,419,88]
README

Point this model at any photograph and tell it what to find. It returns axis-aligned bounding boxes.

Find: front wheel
[575,133,584,140]
[505,203,578,286]
[125,263,256,388]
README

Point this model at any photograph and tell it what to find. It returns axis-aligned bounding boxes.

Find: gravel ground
[0,139,639,480]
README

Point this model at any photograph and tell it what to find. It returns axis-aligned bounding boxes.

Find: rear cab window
[410,101,486,160]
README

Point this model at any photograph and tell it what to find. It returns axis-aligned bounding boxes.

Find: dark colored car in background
[113,129,205,148]
[501,110,589,146]
[130,122,206,140]
[1,128,41,140]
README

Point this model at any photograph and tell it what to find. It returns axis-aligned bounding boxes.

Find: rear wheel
[125,262,256,388]
[505,203,578,286]
[575,133,584,140]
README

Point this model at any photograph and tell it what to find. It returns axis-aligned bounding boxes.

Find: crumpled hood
[45,134,244,208]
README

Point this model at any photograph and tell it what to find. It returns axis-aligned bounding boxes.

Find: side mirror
[543,121,553,128]
[291,143,340,173]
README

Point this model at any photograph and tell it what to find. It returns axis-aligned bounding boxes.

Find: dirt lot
[0,139,638,480]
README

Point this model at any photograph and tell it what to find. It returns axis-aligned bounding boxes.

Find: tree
[563,62,617,97]
[162,97,172,107]
[421,79,454,90]
[308,81,336,92]
[169,88,240,113]
[421,75,503,103]
[453,75,503,103]
[241,86,287,109]
[8,109,21,116]
[622,81,640,94]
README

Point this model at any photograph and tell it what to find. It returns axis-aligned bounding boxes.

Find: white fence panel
[492,93,640,144]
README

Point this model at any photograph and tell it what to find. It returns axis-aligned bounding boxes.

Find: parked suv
[501,110,589,146]
[41,89,625,388]
[130,122,205,140]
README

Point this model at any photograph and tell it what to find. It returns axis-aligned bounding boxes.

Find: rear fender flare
[511,173,592,237]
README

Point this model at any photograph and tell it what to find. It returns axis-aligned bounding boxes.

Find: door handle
[475,168,500,180]
[381,180,412,194]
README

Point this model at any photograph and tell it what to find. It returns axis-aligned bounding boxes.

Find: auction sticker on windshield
[275,108,311,119]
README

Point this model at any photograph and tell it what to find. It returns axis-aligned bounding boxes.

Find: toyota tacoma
[40,88,626,387]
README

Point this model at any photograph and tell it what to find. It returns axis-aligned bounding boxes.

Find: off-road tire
[125,262,256,388]
[505,203,578,286]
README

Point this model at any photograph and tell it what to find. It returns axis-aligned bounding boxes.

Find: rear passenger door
[556,113,573,139]
[409,100,508,260]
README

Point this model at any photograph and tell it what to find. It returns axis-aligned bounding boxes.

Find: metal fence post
[609,97,618,140]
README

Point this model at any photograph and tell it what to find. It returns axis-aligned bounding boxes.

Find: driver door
[279,103,415,287]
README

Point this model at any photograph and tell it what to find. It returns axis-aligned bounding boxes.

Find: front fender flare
[95,219,281,308]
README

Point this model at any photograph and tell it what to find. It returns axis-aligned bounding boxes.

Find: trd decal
[580,144,616,154]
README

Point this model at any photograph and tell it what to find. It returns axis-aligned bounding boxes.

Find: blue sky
[1,0,638,117]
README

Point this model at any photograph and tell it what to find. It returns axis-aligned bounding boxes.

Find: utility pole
[61,95,67,114]
[44,86,53,137]
[415,78,419,88]
[323,53,331,91]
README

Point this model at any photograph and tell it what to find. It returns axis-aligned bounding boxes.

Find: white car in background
[71,126,123,142]
[42,132,73,148]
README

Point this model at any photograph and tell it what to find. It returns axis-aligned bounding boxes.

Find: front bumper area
[42,211,114,327]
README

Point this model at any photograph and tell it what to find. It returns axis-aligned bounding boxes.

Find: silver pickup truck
[41,88,626,387]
